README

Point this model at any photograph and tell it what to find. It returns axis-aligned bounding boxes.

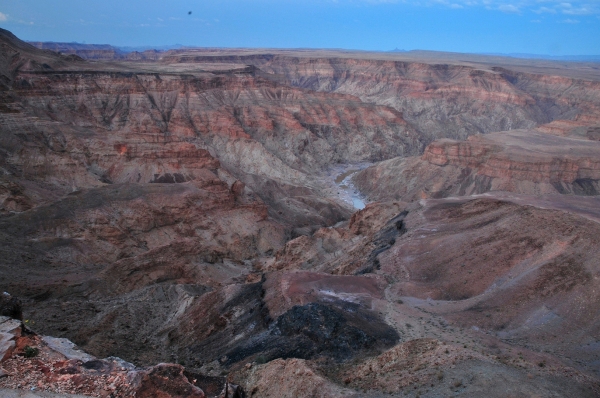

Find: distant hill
[26,41,178,61]
[484,52,600,62]
[27,41,118,51]
[118,44,185,52]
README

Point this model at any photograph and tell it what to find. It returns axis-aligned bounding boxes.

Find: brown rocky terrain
[0,300,243,397]
[29,41,600,145]
[355,128,600,201]
[4,41,426,230]
[2,27,600,397]
[26,42,126,62]
[159,51,600,145]
[234,197,600,396]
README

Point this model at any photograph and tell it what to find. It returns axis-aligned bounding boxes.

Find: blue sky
[0,0,599,54]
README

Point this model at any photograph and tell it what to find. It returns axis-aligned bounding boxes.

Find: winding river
[326,163,371,210]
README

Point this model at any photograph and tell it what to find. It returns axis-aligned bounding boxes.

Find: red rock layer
[356,129,600,201]
[163,54,600,143]
[422,134,600,184]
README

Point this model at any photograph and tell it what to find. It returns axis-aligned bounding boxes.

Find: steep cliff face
[13,70,420,172]
[355,129,600,202]
[23,40,600,154]
[260,58,544,142]
[271,59,600,143]
[162,53,600,144]
[4,67,422,228]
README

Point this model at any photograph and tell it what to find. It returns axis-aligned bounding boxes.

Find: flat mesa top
[483,130,600,157]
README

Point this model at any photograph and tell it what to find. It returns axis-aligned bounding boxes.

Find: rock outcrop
[0,310,244,397]
[355,129,600,201]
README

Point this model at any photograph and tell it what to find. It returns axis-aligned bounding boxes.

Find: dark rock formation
[0,294,21,321]
[272,302,398,360]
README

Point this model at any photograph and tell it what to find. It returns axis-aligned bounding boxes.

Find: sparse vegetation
[255,355,268,364]
[24,345,39,358]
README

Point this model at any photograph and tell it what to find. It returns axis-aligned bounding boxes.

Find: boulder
[41,337,95,362]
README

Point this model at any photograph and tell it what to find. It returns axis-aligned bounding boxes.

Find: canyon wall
[355,129,600,202]
[162,53,600,145]
[3,29,600,397]
[4,63,422,228]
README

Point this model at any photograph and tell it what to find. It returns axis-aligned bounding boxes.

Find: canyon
[0,27,599,397]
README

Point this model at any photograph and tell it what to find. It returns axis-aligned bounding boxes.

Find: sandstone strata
[355,129,600,201]
[161,53,600,145]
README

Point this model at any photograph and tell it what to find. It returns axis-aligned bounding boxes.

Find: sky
[0,0,599,55]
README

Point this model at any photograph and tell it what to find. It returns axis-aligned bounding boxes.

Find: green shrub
[24,346,39,358]
[255,355,268,364]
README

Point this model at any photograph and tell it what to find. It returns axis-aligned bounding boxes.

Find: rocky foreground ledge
[0,295,243,398]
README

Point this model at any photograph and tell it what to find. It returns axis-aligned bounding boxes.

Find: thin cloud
[351,0,600,15]
[498,4,520,13]
[562,6,594,15]
[0,12,8,22]
[561,18,580,22]
[533,6,557,14]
